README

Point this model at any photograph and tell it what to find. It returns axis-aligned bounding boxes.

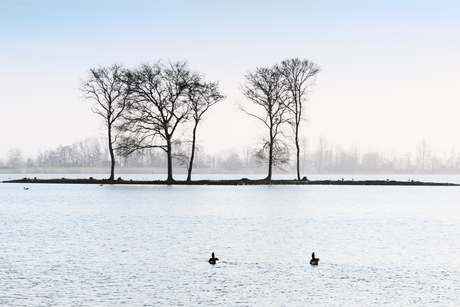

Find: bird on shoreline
[208,252,220,264]
[310,252,320,265]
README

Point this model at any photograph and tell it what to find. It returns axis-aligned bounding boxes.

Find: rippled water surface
[1,174,460,306]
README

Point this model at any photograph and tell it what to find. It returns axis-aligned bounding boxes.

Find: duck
[23,187,29,190]
[310,252,320,265]
[208,252,220,264]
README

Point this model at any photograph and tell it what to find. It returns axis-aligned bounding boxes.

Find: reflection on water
[1,175,460,305]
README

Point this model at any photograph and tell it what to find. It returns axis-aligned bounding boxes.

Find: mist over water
[1,174,460,305]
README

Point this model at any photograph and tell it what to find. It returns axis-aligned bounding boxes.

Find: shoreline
[3,177,459,186]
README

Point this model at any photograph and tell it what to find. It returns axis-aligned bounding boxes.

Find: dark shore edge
[2,177,459,186]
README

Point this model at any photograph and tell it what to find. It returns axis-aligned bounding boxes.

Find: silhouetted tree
[279,58,320,180]
[80,63,129,180]
[121,61,192,181]
[241,65,290,180]
[185,75,225,180]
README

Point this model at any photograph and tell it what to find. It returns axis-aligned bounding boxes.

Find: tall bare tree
[241,65,290,180]
[416,139,432,172]
[279,58,320,180]
[80,63,129,180]
[121,61,192,181]
[185,75,225,181]
[7,148,23,169]
[314,135,330,173]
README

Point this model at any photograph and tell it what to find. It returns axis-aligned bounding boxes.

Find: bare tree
[254,138,290,173]
[362,151,383,172]
[185,75,225,181]
[221,152,243,171]
[242,146,256,169]
[279,58,320,180]
[446,148,459,171]
[240,65,290,180]
[416,139,432,172]
[314,135,330,173]
[80,63,129,180]
[299,137,310,173]
[78,137,104,167]
[7,148,23,169]
[404,151,413,171]
[121,61,192,181]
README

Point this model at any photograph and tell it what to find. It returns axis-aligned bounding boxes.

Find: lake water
[1,174,460,306]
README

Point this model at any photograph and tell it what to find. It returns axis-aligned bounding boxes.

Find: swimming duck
[208,252,220,264]
[310,252,320,265]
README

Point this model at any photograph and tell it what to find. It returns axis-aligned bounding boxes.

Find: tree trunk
[187,122,198,181]
[295,125,301,180]
[107,123,115,181]
[267,143,273,180]
[109,149,115,180]
[166,138,174,181]
[266,129,273,181]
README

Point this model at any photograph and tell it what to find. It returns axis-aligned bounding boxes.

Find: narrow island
[3,177,459,186]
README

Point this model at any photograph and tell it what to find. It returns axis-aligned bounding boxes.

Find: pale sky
[1,0,459,159]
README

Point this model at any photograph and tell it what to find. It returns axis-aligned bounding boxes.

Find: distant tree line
[3,138,460,174]
[0,138,263,173]
[1,138,106,170]
[307,138,460,174]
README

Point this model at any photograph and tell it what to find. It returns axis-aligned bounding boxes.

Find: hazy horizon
[1,0,459,160]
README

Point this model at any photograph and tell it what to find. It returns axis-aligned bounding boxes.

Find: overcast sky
[1,0,459,159]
